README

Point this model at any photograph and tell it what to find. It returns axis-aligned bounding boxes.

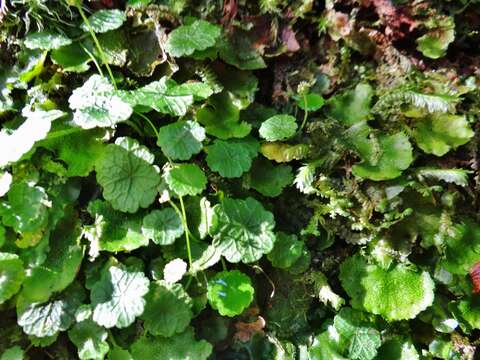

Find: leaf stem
[135,111,159,138]
[299,93,309,132]
[179,195,193,270]
[76,3,116,88]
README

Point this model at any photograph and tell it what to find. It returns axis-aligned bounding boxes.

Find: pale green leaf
[259,115,298,141]
[91,264,150,328]
[69,75,133,129]
[81,9,126,34]
[24,31,72,50]
[164,163,207,197]
[210,197,276,263]
[0,253,25,304]
[165,20,221,57]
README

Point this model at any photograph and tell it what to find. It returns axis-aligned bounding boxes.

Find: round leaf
[165,20,221,57]
[68,320,109,360]
[207,270,254,317]
[259,115,298,141]
[0,253,25,304]
[164,163,207,196]
[210,197,276,263]
[206,140,255,178]
[157,120,205,161]
[267,232,304,269]
[81,9,126,34]
[24,31,72,50]
[142,208,184,246]
[96,137,160,213]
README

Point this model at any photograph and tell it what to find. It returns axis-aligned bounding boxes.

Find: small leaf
[140,281,193,337]
[327,83,373,125]
[0,253,25,304]
[157,120,205,161]
[91,264,150,328]
[297,93,325,111]
[24,31,72,50]
[416,16,455,59]
[81,9,126,34]
[260,142,309,163]
[267,232,304,269]
[416,168,471,187]
[246,158,293,197]
[68,320,109,360]
[207,270,254,317]
[0,346,24,360]
[165,19,221,57]
[206,139,257,178]
[69,75,132,129]
[259,115,298,141]
[210,197,276,263]
[95,137,160,213]
[164,163,207,197]
[51,42,90,73]
[413,114,474,156]
[142,208,184,246]
[339,255,435,321]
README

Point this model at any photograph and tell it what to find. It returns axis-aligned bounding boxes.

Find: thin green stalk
[179,195,193,270]
[76,3,116,88]
[220,257,227,271]
[299,93,309,132]
[135,111,159,138]
[80,43,103,77]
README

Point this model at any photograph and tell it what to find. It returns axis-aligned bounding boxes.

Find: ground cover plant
[1,0,480,358]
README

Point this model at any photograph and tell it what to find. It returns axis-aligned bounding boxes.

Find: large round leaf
[164,163,207,197]
[142,208,184,245]
[157,120,205,161]
[210,197,276,263]
[96,137,160,213]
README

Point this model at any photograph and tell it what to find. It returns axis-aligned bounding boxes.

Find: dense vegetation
[1,0,480,358]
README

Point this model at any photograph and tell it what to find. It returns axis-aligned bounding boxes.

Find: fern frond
[373,90,458,116]
[294,163,317,194]
[416,168,472,187]
[195,65,223,94]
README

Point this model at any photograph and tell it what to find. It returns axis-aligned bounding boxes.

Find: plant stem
[135,111,159,138]
[179,195,193,270]
[299,93,309,132]
[76,3,116,88]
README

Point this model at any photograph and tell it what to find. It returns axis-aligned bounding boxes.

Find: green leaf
[157,120,205,161]
[441,220,480,275]
[84,200,148,257]
[308,332,348,360]
[260,142,309,163]
[69,75,133,129]
[0,346,24,360]
[51,42,90,72]
[130,328,212,360]
[376,338,420,360]
[91,29,128,67]
[416,168,471,187]
[339,255,435,321]
[96,137,160,213]
[68,320,109,360]
[140,281,193,336]
[120,78,201,116]
[0,182,49,233]
[91,264,150,328]
[41,127,106,177]
[351,129,413,181]
[20,215,83,303]
[327,83,373,125]
[24,31,72,50]
[297,93,325,111]
[210,197,276,263]
[246,158,293,197]
[207,270,254,317]
[416,16,455,59]
[267,232,304,269]
[413,114,474,156]
[0,253,25,304]
[81,9,126,34]
[0,108,65,167]
[165,19,221,57]
[259,115,298,141]
[218,30,266,70]
[142,208,184,246]
[17,293,81,337]
[164,163,207,197]
[206,139,257,178]
[196,92,251,139]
